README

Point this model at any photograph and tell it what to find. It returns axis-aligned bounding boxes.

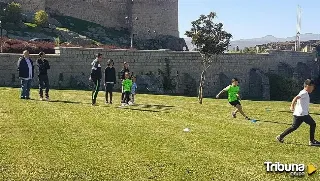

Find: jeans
[280,115,316,141]
[21,79,32,98]
[39,75,50,98]
[105,83,114,102]
[122,91,131,104]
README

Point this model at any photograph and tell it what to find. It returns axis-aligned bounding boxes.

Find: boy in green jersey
[121,72,133,106]
[216,78,250,120]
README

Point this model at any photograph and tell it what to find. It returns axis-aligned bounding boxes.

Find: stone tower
[131,0,179,39]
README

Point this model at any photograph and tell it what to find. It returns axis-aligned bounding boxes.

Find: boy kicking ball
[276,79,320,146]
[216,78,250,120]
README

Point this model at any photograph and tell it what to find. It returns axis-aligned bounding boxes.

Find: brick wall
[0,48,316,100]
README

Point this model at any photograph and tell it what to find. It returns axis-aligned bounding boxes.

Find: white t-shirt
[293,89,310,116]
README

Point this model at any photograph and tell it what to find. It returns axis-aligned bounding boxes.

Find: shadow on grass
[255,119,292,126]
[131,104,174,109]
[115,104,173,113]
[33,99,91,105]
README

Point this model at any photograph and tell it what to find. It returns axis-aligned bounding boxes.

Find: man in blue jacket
[17,50,34,99]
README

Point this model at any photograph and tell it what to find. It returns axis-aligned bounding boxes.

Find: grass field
[0,87,320,180]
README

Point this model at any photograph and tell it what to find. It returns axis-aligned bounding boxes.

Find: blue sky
[179,0,319,40]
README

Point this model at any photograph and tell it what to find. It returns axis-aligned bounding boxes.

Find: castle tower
[131,0,179,39]
[0,0,45,12]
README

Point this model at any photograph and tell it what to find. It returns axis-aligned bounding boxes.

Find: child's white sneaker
[128,101,133,106]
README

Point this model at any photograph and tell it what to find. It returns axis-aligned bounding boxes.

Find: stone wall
[0,48,317,100]
[0,0,45,12]
[46,0,129,30]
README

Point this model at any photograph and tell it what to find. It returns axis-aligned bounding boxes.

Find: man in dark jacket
[37,52,50,101]
[104,59,116,104]
[120,62,130,103]
[90,53,103,106]
[17,50,34,99]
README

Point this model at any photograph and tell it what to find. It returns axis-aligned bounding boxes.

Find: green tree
[185,12,232,104]
[34,10,48,26]
[6,2,22,23]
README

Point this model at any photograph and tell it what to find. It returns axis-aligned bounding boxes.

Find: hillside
[0,87,319,180]
[5,13,186,50]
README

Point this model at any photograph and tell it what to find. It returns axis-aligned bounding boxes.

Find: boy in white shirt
[276,79,320,146]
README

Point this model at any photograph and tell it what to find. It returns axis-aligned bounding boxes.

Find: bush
[6,2,22,23]
[268,73,302,101]
[1,37,55,54]
[34,10,48,26]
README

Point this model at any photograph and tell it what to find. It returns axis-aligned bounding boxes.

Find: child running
[216,78,250,120]
[276,79,320,146]
[121,72,132,107]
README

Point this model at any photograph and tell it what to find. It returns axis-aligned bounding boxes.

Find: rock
[22,13,35,23]
[48,17,61,27]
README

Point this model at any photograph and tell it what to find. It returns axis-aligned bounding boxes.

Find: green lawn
[0,87,319,180]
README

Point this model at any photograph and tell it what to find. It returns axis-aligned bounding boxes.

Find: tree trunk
[198,70,205,104]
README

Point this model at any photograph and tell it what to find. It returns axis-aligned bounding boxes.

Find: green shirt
[122,79,133,92]
[223,85,240,102]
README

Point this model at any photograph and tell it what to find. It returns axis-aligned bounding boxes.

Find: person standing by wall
[104,59,116,104]
[37,52,50,101]
[90,53,103,106]
[17,50,34,99]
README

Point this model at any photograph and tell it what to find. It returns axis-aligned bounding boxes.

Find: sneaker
[309,140,320,146]
[128,101,133,106]
[46,97,50,101]
[231,112,236,118]
[276,135,284,143]
[105,101,109,104]
[110,101,113,104]
[124,103,129,107]
[20,97,25,99]
[245,116,250,120]
[92,103,97,106]
[26,97,30,100]
[40,97,44,101]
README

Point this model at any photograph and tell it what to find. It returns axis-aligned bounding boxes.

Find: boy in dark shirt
[104,59,116,104]
[90,53,103,106]
[37,52,50,101]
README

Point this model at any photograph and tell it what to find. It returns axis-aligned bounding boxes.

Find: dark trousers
[92,79,101,104]
[39,75,49,98]
[280,115,316,141]
[105,83,114,102]
[122,91,131,104]
[20,79,32,98]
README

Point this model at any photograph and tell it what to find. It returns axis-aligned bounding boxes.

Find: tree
[34,10,48,26]
[6,2,22,23]
[185,12,232,104]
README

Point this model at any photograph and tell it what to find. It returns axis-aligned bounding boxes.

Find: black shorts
[105,83,114,92]
[229,100,241,107]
